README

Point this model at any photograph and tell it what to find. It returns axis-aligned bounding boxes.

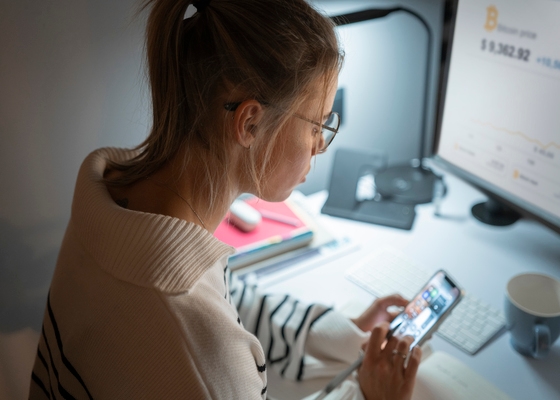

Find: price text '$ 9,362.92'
[481,38,530,62]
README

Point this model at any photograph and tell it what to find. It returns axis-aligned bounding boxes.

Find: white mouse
[229,199,262,232]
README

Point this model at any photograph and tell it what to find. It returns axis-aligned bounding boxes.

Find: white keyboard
[346,247,506,355]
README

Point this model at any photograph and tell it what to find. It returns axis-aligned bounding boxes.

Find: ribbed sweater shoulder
[71,147,235,293]
[30,147,268,399]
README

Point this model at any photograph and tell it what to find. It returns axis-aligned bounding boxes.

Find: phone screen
[389,270,461,349]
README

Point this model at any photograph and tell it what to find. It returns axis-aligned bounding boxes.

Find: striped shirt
[29,148,368,399]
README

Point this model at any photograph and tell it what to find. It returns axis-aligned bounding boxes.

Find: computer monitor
[434,0,560,234]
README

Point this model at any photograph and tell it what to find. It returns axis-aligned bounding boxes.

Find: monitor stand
[471,198,521,227]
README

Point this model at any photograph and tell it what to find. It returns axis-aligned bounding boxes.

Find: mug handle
[533,324,550,358]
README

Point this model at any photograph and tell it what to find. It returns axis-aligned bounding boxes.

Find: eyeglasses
[292,112,340,154]
[224,102,340,153]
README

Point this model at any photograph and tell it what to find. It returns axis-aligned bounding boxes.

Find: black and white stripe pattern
[30,293,92,400]
[226,266,332,382]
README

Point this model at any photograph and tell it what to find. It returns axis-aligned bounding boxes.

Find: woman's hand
[351,294,408,333]
[358,322,422,400]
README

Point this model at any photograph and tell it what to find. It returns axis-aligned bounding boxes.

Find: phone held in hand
[390,270,463,350]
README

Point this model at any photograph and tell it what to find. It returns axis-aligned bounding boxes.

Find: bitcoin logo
[484,5,498,32]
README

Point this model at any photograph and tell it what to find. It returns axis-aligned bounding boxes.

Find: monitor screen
[435,0,560,233]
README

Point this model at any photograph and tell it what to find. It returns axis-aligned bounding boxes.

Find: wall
[0,0,147,398]
[302,0,445,195]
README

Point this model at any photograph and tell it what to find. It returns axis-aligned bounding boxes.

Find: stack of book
[214,197,315,270]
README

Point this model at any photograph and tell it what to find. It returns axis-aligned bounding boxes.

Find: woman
[30,0,421,398]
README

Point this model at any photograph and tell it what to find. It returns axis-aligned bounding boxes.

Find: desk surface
[261,171,560,400]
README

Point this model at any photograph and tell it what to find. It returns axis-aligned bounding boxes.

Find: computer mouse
[229,199,262,232]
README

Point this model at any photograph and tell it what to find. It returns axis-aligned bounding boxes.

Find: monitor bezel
[432,0,560,235]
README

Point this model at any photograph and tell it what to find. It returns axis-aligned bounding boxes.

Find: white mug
[505,273,560,358]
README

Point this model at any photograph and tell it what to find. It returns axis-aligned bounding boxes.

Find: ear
[232,100,263,149]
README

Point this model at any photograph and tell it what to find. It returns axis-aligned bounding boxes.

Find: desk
[259,171,560,400]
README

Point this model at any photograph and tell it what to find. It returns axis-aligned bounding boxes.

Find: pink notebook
[214,198,314,268]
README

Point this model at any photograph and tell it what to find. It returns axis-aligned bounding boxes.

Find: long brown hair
[106,0,343,209]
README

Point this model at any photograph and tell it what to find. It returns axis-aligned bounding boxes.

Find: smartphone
[389,270,463,349]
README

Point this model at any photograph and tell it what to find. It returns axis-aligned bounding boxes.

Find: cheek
[270,123,315,178]
[288,136,313,169]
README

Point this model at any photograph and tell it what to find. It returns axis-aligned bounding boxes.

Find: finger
[383,335,399,355]
[392,336,414,370]
[404,346,422,382]
[396,335,414,354]
[364,322,390,361]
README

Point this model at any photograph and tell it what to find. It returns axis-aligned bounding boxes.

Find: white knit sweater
[29,148,368,399]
